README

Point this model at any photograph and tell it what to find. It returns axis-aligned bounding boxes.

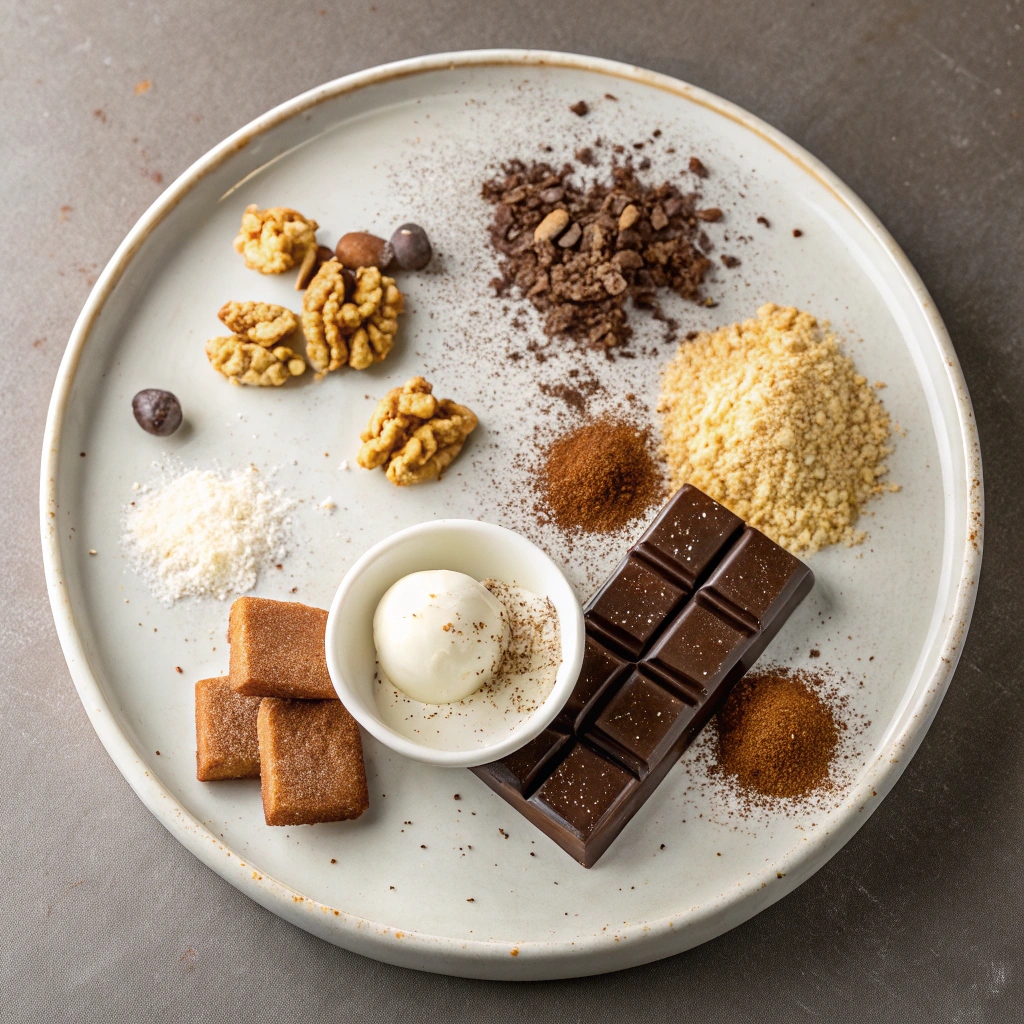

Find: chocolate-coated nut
[335,232,394,270]
[132,389,182,436]
[389,223,433,270]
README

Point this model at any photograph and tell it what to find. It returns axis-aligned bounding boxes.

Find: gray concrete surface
[2,0,1021,1019]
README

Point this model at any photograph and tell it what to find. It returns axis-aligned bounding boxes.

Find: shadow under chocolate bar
[471,484,814,867]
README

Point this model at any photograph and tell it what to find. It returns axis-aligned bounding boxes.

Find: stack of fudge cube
[195,596,369,826]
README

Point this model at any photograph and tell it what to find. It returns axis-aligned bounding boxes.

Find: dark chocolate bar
[471,484,814,867]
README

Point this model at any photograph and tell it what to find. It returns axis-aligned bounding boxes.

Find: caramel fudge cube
[195,676,262,781]
[257,698,369,826]
[228,596,336,699]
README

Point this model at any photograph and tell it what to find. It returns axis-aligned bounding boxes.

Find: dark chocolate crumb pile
[537,417,664,534]
[482,160,723,354]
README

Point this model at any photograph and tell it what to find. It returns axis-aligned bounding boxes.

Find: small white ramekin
[324,519,585,768]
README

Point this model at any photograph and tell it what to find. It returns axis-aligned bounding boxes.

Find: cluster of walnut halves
[206,301,305,386]
[215,207,475,483]
[357,376,478,486]
[302,261,403,376]
[211,206,406,385]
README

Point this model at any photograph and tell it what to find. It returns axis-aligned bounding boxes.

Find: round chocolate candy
[389,223,432,270]
[132,389,183,436]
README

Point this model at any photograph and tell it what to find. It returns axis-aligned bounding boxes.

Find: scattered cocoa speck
[466,897,475,902]
[420,844,427,849]
[574,146,596,166]
[793,228,804,237]
[93,108,106,122]
[696,207,723,222]
[538,376,603,414]
[289,587,298,593]
[330,858,336,863]
[689,156,709,177]
[757,216,770,227]
[604,93,618,101]
[453,793,461,800]
[721,255,741,268]
[80,452,86,457]
[32,338,45,348]
[570,100,589,116]
[809,649,821,658]
[175,666,183,674]
[155,751,160,755]
[498,828,509,839]
[660,843,666,850]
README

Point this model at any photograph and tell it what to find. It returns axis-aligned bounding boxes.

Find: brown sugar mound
[538,418,664,534]
[715,670,839,799]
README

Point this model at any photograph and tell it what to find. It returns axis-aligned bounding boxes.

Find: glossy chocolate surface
[472,484,814,867]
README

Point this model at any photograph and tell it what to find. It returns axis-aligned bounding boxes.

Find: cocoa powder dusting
[538,418,663,533]
[715,670,839,799]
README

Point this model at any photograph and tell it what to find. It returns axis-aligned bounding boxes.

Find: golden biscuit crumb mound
[302,260,403,375]
[357,375,478,485]
[233,204,319,274]
[658,303,896,554]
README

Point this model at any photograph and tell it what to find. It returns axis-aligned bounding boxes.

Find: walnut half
[233,205,319,275]
[357,376,478,485]
[302,261,403,376]
[217,301,297,346]
[205,336,305,386]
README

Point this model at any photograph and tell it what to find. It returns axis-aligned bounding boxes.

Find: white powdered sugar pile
[121,465,292,604]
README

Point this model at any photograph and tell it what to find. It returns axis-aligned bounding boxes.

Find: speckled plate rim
[40,49,984,980]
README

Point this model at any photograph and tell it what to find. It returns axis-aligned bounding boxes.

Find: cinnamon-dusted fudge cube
[257,698,369,826]
[195,676,261,781]
[228,596,336,699]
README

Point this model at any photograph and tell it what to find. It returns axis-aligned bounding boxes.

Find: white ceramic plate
[41,50,983,980]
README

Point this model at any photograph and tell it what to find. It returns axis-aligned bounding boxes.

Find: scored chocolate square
[587,671,695,777]
[472,484,813,867]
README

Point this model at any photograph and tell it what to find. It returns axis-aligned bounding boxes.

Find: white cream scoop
[372,569,510,704]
